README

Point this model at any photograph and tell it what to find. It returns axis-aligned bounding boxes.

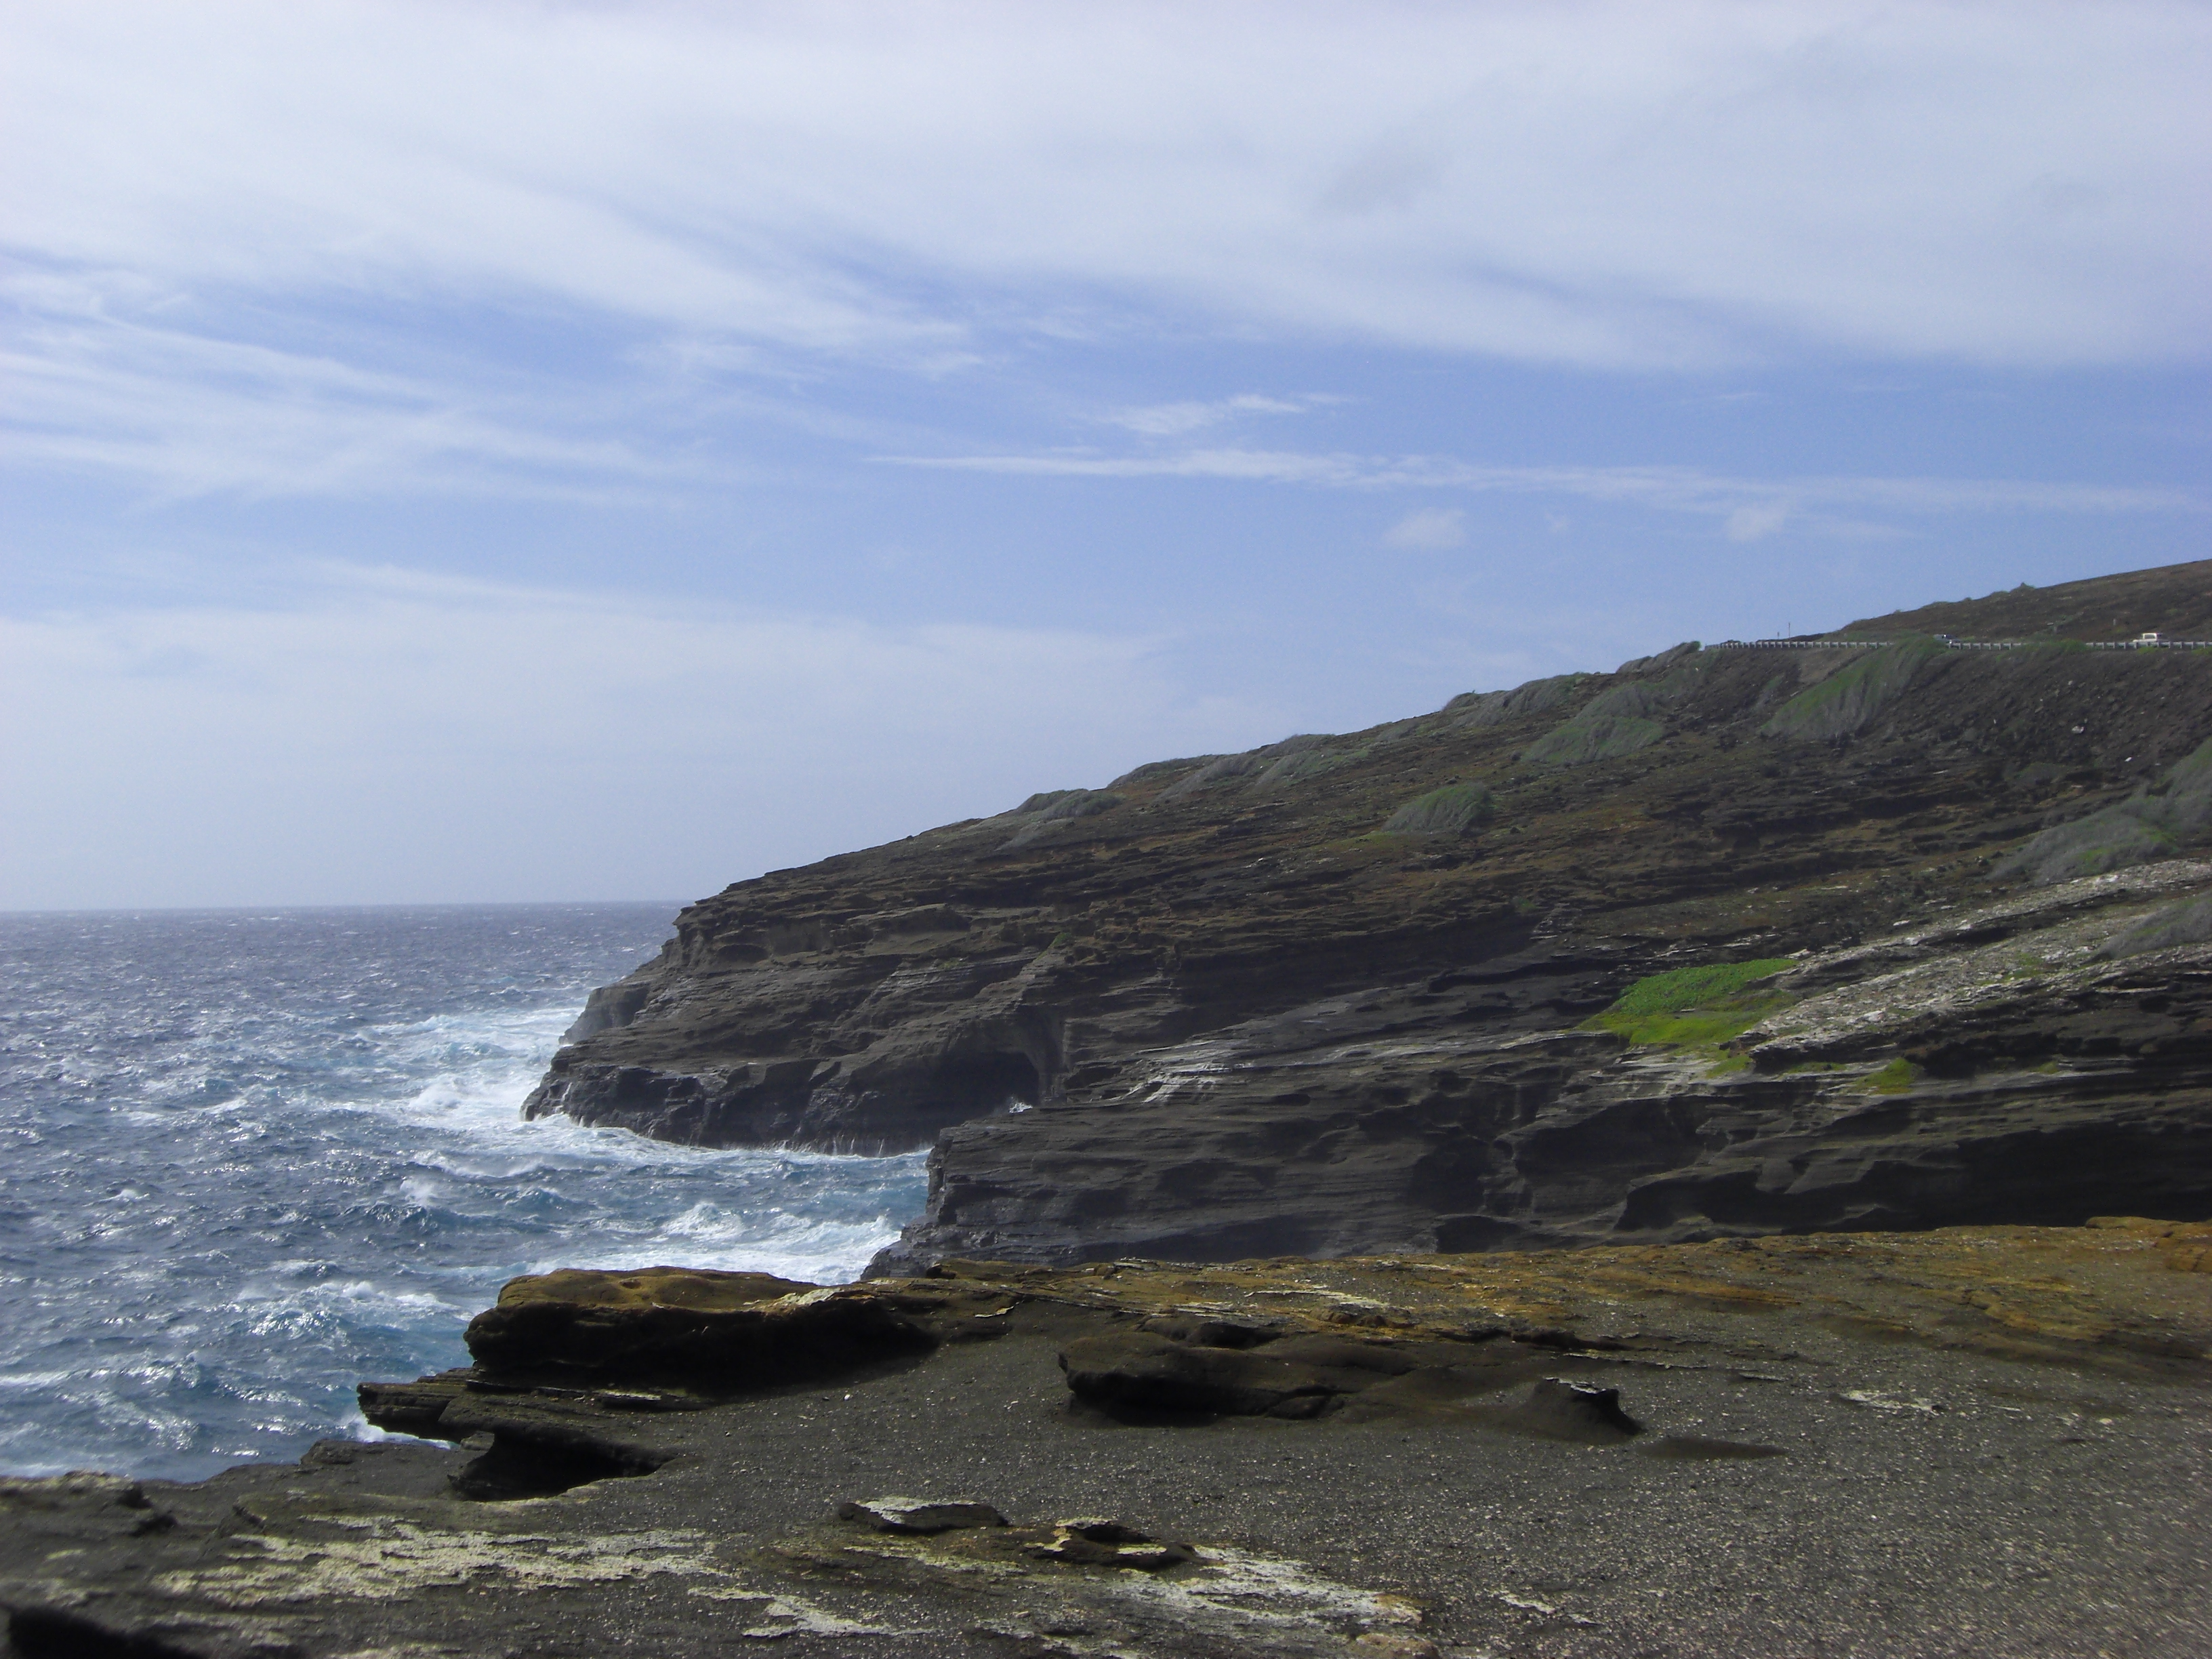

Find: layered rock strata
[879,861,2212,1267]
[523,560,2212,1265]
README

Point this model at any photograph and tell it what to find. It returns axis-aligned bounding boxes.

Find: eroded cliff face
[878,861,2212,1268]
[522,560,2212,1265]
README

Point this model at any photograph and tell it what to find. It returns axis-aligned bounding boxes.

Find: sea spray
[0,905,928,1481]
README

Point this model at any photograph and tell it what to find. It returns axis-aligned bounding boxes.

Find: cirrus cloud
[3,0,2206,373]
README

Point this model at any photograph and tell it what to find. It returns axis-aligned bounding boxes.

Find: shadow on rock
[1058,1318,1625,1427]
[462,1267,942,1391]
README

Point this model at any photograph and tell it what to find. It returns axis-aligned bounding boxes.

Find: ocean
[0,904,928,1483]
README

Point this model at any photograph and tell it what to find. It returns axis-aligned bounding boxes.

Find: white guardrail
[1711,633,2211,652]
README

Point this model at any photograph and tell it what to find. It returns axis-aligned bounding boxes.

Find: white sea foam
[0,1370,77,1391]
[1,903,932,1481]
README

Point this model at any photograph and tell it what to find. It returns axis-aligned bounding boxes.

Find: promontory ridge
[527,558,2212,1269]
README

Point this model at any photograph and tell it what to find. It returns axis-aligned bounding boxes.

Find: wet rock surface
[520,562,2212,1265]
[10,1222,2209,1656]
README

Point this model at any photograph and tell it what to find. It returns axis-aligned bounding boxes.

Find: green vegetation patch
[1381,782,1496,836]
[1445,673,1587,730]
[1519,674,1708,769]
[1035,789,1124,823]
[998,787,1126,851]
[2102,892,2212,960]
[1864,1057,1921,1094]
[1521,712,1666,768]
[1254,747,1354,790]
[1582,958,1797,1052]
[1760,640,1942,743]
[1607,959,1797,1017]
[1997,735,2212,886]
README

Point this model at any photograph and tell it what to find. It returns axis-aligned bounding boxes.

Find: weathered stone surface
[1058,1326,1571,1421]
[837,1496,1008,1533]
[16,1224,2212,1657]
[460,1265,935,1387]
[1029,1517,1194,1569]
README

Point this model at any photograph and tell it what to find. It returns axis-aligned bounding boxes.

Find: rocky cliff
[523,560,2212,1267]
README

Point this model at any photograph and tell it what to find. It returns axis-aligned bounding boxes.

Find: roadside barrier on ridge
[1709,636,2212,652]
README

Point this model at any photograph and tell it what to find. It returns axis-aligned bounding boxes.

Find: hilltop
[1835,558,2212,642]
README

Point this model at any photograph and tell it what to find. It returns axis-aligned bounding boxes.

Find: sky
[3,1,2207,909]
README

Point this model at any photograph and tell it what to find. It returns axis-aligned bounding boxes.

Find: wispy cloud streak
[890,447,2204,525]
[3,277,710,500]
[893,449,2194,506]
[4,1,2206,371]
[1104,394,1322,436]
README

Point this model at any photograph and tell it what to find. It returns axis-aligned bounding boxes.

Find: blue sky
[3,1,2207,908]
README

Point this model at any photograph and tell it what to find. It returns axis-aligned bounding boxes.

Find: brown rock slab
[837,1496,1008,1534]
[1029,1517,1195,1570]
[462,1265,935,1387]
[16,1221,2212,1657]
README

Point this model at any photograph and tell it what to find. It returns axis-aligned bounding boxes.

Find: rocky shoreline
[8,1219,2209,1656]
[14,564,2212,1656]
[525,563,2212,1268]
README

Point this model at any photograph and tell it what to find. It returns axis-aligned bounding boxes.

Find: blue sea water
[0,904,928,1483]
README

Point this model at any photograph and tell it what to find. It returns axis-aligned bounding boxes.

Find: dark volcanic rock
[879,862,2212,1268]
[1492,1378,1644,1443]
[1058,1323,1584,1421]
[14,1227,2211,1658]
[523,560,2212,1265]
[838,1496,1008,1534]
[459,1265,935,1387]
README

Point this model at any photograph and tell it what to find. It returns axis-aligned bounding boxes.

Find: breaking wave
[0,905,928,1481]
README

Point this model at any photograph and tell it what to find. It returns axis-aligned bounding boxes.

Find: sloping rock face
[525,560,2212,1263]
[880,862,2212,1267]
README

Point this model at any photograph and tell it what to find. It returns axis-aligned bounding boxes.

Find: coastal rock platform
[8,1219,2209,1657]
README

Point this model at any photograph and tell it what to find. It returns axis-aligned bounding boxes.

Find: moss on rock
[2000,737,2212,885]
[1583,958,1797,1050]
[1761,642,1942,741]
[1381,781,1495,836]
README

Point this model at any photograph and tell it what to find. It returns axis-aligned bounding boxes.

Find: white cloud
[2,305,698,501]
[3,1,2205,373]
[1385,508,1467,549]
[892,446,2204,531]
[1725,501,1792,542]
[0,566,1277,908]
[1106,395,1313,437]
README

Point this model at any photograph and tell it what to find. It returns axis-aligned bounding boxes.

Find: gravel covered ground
[7,1225,2209,1658]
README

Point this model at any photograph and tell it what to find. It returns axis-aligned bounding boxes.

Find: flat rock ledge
[7,1219,2210,1658]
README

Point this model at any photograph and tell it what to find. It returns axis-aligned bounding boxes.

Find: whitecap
[1,902,941,1482]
